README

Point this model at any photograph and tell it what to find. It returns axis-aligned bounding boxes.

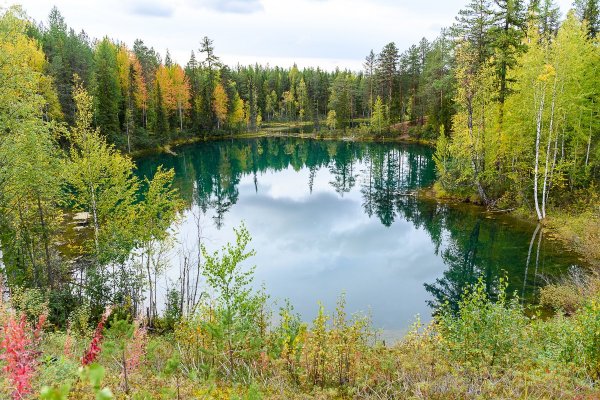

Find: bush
[436,277,530,371]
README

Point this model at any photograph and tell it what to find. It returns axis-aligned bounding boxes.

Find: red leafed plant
[0,313,47,400]
[81,306,112,366]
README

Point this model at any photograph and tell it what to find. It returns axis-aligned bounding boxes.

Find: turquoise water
[136,138,585,335]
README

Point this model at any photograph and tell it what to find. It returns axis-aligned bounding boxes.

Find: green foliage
[439,9,600,215]
[66,78,140,265]
[270,301,306,360]
[93,38,121,141]
[163,284,183,330]
[38,355,79,398]
[40,384,70,400]
[0,4,599,399]
[104,319,134,354]
[10,286,49,324]
[194,224,267,378]
[78,364,114,400]
[326,110,337,130]
[370,96,388,135]
[437,277,530,370]
[328,74,354,130]
[0,7,65,291]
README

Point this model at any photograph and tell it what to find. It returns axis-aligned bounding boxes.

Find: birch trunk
[533,84,546,221]
[586,108,593,166]
[541,77,558,219]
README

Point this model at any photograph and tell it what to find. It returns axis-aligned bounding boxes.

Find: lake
[136,137,586,337]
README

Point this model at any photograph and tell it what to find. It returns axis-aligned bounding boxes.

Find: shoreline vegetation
[0,0,598,398]
[133,131,435,159]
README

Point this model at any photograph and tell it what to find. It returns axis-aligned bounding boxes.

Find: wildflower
[82,306,112,366]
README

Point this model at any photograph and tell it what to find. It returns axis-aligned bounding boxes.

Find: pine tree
[491,0,527,105]
[574,0,600,37]
[528,0,561,39]
[93,38,121,140]
[329,73,353,130]
[376,43,399,110]
[452,0,497,65]
[199,36,221,131]
[363,50,377,117]
[42,7,93,123]
[164,49,172,67]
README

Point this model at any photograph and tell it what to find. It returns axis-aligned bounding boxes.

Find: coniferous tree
[420,31,455,134]
[329,73,354,130]
[491,0,527,105]
[42,7,94,123]
[93,38,121,140]
[376,43,399,115]
[528,0,561,39]
[452,0,497,65]
[574,0,600,37]
[363,50,377,117]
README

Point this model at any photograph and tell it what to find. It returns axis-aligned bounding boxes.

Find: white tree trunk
[585,108,593,166]
[533,86,546,221]
[541,78,558,220]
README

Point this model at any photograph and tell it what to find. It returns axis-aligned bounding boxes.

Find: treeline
[18,5,469,145]
[28,2,599,146]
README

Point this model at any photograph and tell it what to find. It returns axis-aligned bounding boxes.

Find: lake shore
[129,129,436,158]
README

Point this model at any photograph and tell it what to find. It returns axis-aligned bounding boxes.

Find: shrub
[174,224,269,381]
[0,312,46,399]
[436,277,530,371]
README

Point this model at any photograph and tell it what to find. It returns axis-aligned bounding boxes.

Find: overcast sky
[7,0,574,71]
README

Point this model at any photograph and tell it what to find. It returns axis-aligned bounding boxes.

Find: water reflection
[136,138,583,334]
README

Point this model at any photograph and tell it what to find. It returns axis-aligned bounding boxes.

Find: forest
[0,0,599,398]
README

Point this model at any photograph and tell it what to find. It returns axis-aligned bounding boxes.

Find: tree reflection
[135,138,577,315]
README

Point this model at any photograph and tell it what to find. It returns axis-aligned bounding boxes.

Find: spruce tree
[376,42,399,117]
[93,38,121,140]
[491,0,527,105]
[574,0,600,37]
[452,0,497,65]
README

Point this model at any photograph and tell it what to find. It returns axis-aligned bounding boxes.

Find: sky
[7,0,574,71]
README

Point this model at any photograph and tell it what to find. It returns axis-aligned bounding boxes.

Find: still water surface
[136,138,585,336]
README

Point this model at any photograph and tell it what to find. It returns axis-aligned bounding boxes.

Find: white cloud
[129,1,174,17]
[188,0,264,14]
[11,0,577,71]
